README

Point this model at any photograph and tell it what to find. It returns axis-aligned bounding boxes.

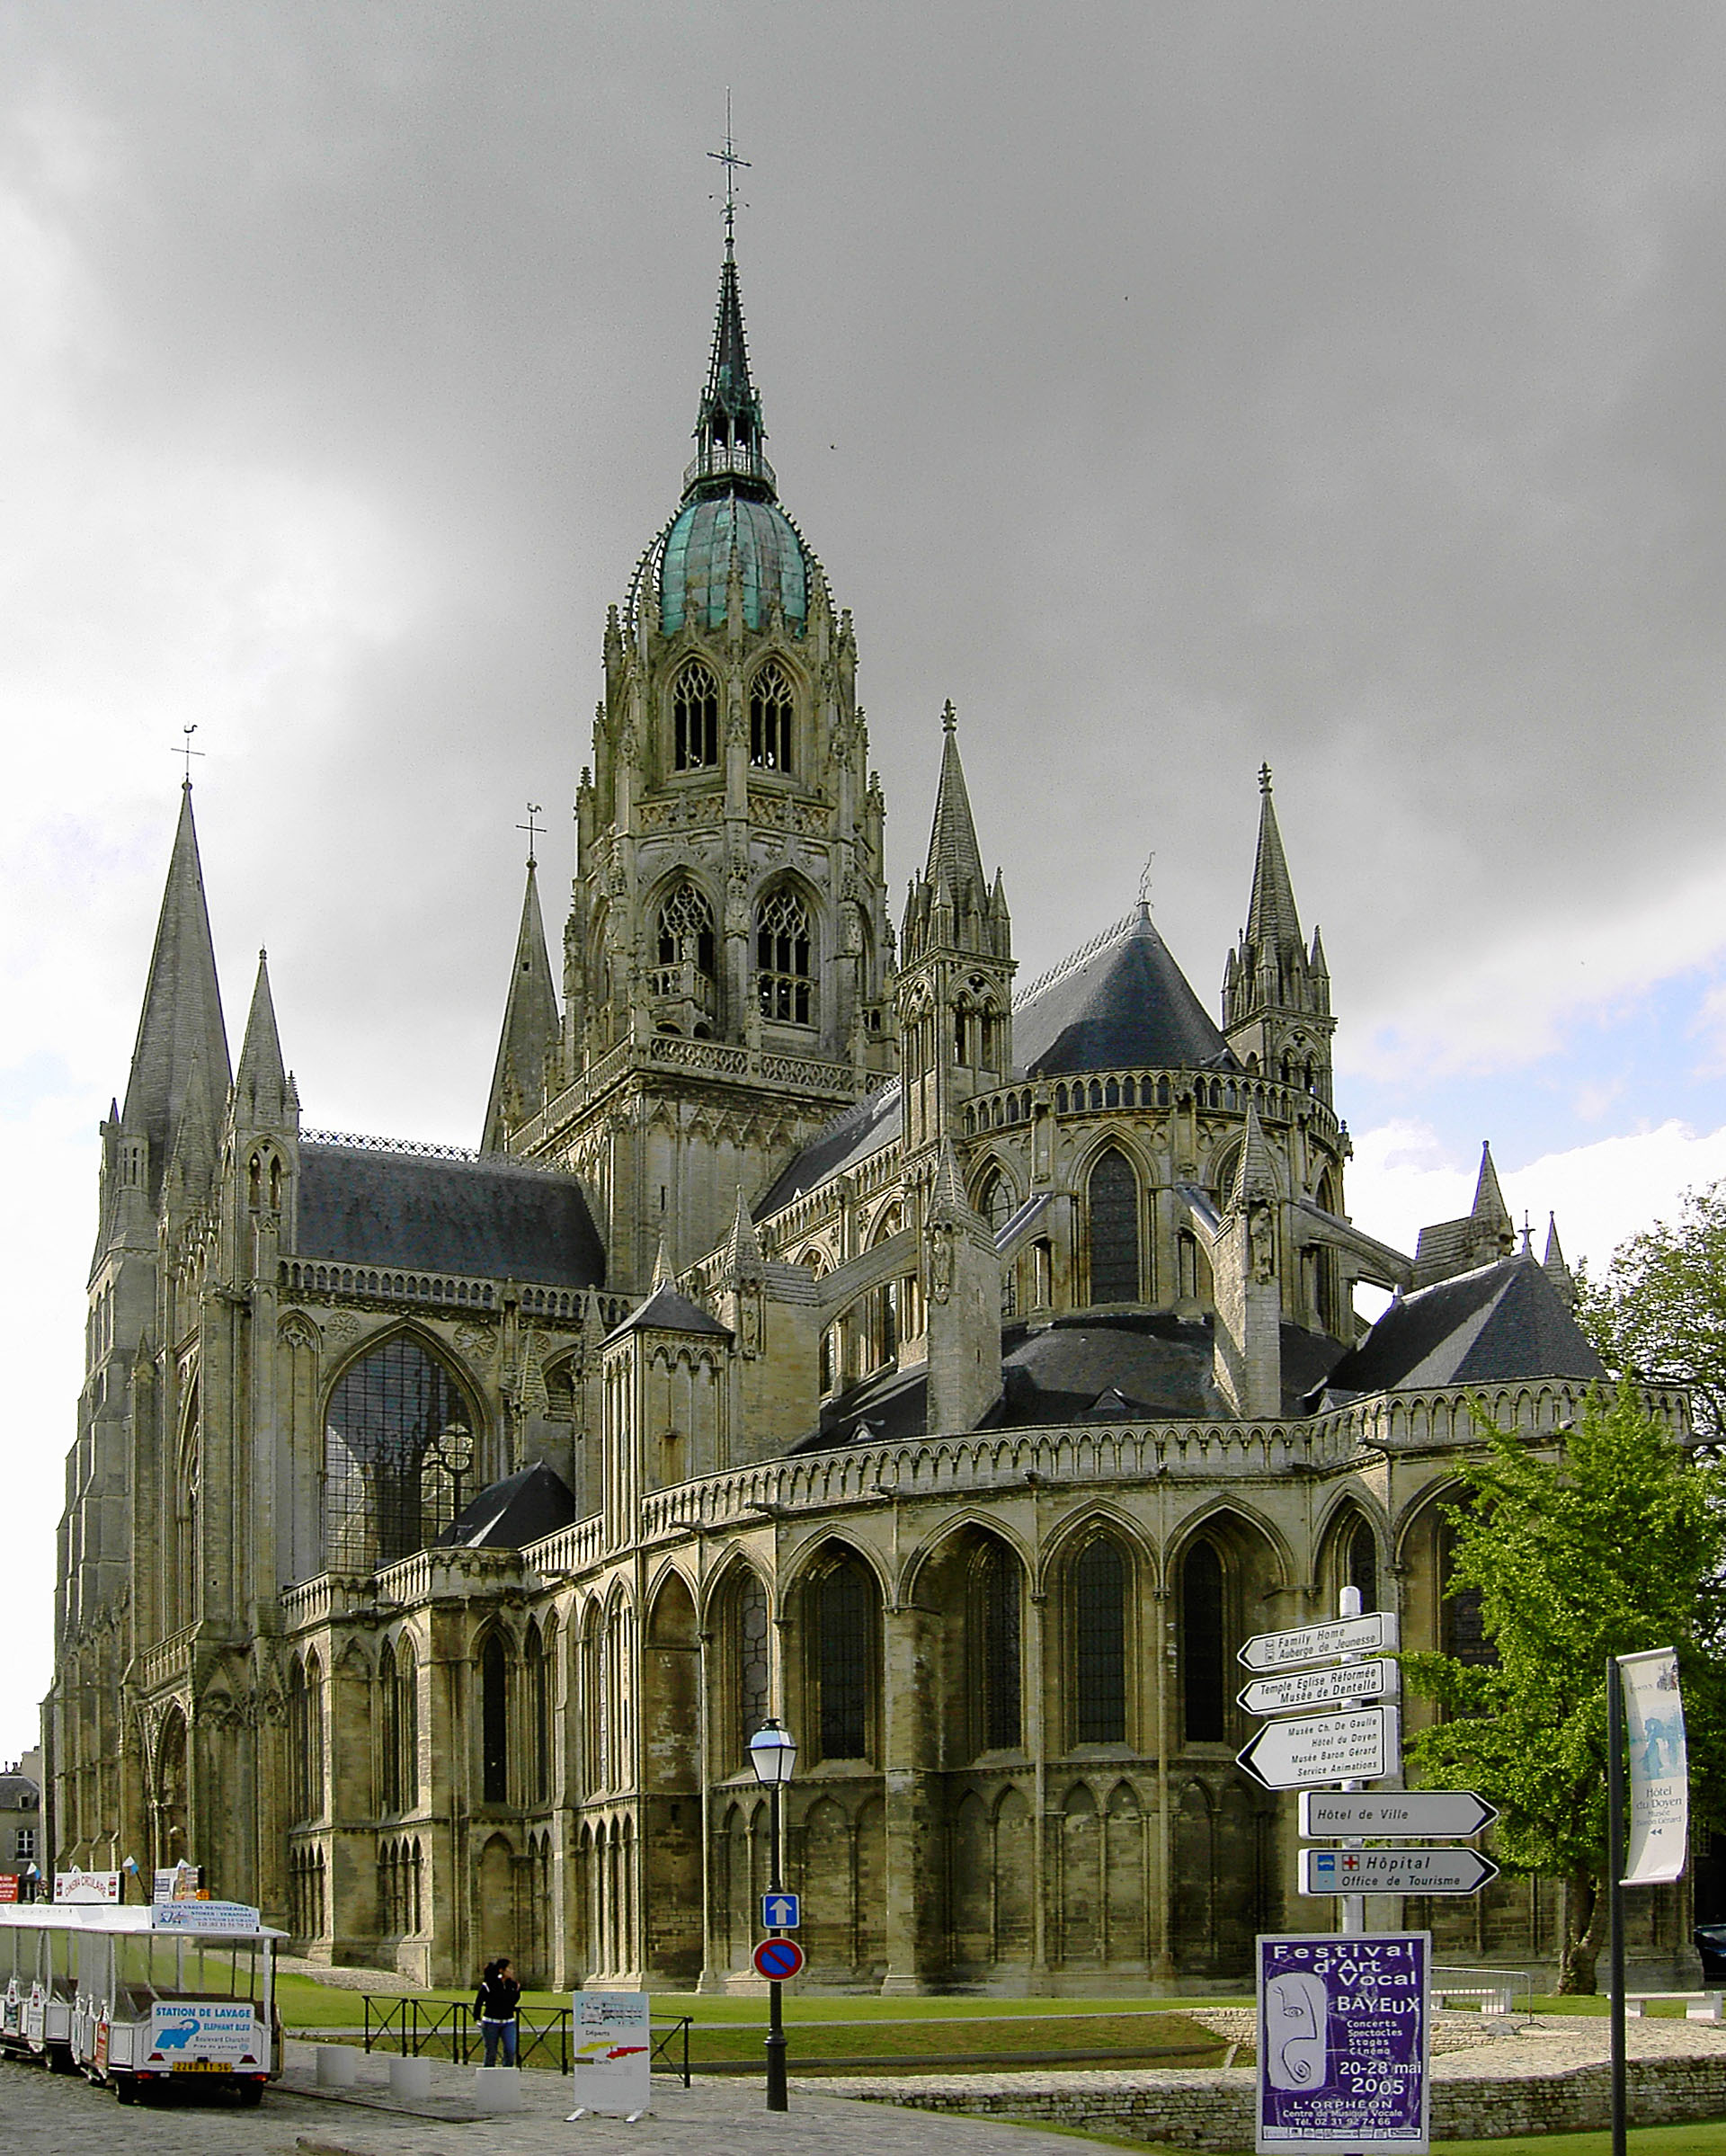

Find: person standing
[475,1955,521,2067]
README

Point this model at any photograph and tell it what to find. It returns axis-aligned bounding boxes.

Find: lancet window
[735,1571,770,1768]
[756,886,814,1025]
[1181,1538,1228,1742]
[974,1540,1023,1752]
[672,658,719,771]
[1072,1534,1127,1745]
[380,1638,418,1815]
[481,1633,510,1805]
[749,659,795,773]
[814,1556,875,1760]
[1087,1149,1142,1305]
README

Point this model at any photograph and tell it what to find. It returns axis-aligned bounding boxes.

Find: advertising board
[1257,1931,1429,2154]
[144,2000,262,2067]
[569,1990,653,2120]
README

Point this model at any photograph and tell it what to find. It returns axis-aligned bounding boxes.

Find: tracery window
[672,658,719,771]
[749,659,795,773]
[1440,1512,1495,1667]
[756,887,814,1025]
[656,884,716,976]
[1347,1520,1378,1615]
[481,1633,510,1805]
[1088,1149,1141,1305]
[323,1337,476,1572]
[1182,1539,1228,1742]
[1072,1535,1127,1745]
[814,1557,874,1760]
[736,1571,770,1768]
[977,1166,1018,1236]
[974,1540,1023,1752]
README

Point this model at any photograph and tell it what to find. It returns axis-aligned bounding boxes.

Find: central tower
[508,240,897,1287]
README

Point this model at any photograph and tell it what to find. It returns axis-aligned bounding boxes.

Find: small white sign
[1238,1706,1397,1791]
[1239,1614,1400,1672]
[1241,1660,1399,1717]
[54,1870,120,1904]
[1300,1847,1499,1896]
[145,2000,263,2065]
[148,1899,262,1933]
[570,1990,652,2121]
[1299,1791,1498,1839]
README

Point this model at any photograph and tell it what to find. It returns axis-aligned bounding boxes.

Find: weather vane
[1138,851,1156,909]
[173,725,204,788]
[707,92,750,252]
[517,802,544,869]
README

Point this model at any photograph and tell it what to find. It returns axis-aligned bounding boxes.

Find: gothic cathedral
[50,237,1689,1991]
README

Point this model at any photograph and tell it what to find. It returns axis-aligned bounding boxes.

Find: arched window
[1182,1539,1227,1742]
[1440,1511,1494,1667]
[977,1165,1018,1236]
[974,1541,1022,1752]
[735,1571,770,1769]
[1348,1519,1378,1615]
[1088,1149,1141,1305]
[1072,1536,1127,1745]
[656,883,716,980]
[481,1633,510,1805]
[749,659,795,772]
[672,658,719,771]
[289,1657,324,1825]
[324,1336,476,1572]
[814,1557,874,1761]
[756,887,814,1025]
[525,1625,551,1808]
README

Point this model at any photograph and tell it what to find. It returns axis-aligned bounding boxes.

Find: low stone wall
[817,2053,1726,2151]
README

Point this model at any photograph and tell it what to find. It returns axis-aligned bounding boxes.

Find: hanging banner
[569,1991,653,2120]
[1620,1648,1688,1885]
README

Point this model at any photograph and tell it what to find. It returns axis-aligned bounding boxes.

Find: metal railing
[356,1996,690,2084]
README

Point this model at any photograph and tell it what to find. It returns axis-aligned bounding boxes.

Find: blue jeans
[482,2018,517,2067]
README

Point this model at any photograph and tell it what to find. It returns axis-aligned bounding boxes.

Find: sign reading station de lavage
[1257,1932,1430,2155]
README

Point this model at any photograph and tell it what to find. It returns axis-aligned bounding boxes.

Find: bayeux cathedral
[49,236,1693,1993]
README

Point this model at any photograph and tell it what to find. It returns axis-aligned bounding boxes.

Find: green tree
[1402,1383,1725,1992]
[1575,1181,1726,1441]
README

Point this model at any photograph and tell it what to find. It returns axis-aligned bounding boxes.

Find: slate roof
[798,1314,1349,1448]
[434,1460,576,1550]
[297,1145,605,1287]
[605,1280,732,1339]
[1311,1255,1606,1403]
[0,1775,38,1810]
[753,1078,902,1220]
[1013,907,1237,1079]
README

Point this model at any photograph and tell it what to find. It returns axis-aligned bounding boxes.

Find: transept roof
[1013,905,1236,1078]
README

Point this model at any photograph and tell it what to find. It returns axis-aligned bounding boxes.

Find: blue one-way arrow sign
[761,1892,800,1929]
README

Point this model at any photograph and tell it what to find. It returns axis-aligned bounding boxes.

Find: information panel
[1257,1931,1428,2155]
[570,1991,653,2120]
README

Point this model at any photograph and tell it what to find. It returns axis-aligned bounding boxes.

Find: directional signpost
[1301,1848,1499,1897]
[1240,1660,1399,1718]
[1237,1705,1397,1791]
[1239,1613,1399,1672]
[1299,1792,1499,1840]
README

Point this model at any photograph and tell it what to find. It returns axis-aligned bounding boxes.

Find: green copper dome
[658,494,810,637]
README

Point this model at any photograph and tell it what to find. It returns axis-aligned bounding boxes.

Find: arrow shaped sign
[1238,1613,1399,1671]
[1239,1659,1398,1717]
[1299,1790,1499,1839]
[1301,1846,1499,1896]
[1236,1705,1396,1790]
[761,1892,800,1929]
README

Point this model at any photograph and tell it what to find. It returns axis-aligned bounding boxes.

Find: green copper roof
[658,493,809,636]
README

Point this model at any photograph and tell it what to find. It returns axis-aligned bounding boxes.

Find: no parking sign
[752,1937,805,1982]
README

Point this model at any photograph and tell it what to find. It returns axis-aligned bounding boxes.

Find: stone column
[878,1599,941,1993]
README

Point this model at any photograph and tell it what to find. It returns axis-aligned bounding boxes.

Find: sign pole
[766,1779,787,2112]
[1338,1587,1366,1938]
[1608,1654,1626,2156]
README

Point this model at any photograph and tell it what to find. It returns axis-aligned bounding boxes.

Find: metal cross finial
[173,725,205,789]
[517,802,544,869]
[707,93,751,253]
[1259,762,1273,795]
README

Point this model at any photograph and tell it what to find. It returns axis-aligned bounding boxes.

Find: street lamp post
[748,1718,797,2112]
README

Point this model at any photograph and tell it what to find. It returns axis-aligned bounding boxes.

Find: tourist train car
[0,1903,282,2102]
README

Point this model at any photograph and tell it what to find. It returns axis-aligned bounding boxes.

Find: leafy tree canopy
[1575,1180,1726,1441]
[1402,1382,1725,1991]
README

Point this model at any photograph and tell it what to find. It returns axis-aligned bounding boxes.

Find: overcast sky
[6,1,1726,1759]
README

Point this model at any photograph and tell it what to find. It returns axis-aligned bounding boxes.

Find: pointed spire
[234,950,294,1130]
[1228,1099,1280,1212]
[163,1044,222,1204]
[928,1135,984,1231]
[924,702,989,899]
[121,784,231,1199]
[1471,1141,1509,1226]
[482,860,561,1154]
[1244,763,1305,954]
[1543,1212,1567,1271]
[686,247,775,503]
[720,1184,765,1283]
[652,1236,675,1291]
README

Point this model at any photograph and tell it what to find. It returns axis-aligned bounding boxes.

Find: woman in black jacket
[475,1956,521,2067]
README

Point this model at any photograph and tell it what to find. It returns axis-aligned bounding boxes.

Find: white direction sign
[1240,1659,1399,1718]
[1299,1791,1499,1840]
[1239,1613,1400,1672]
[1238,1705,1396,1791]
[1300,1847,1499,1897]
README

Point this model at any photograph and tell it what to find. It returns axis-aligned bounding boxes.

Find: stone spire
[1222,765,1334,1106]
[901,704,1011,969]
[1227,1098,1279,1212]
[687,244,775,503]
[1243,762,1304,954]
[1471,1142,1514,1259]
[233,950,297,1134]
[1543,1212,1577,1305]
[482,859,561,1154]
[719,1184,765,1285]
[121,783,231,1203]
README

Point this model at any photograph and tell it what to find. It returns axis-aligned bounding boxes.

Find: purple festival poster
[1257,1931,1429,2154]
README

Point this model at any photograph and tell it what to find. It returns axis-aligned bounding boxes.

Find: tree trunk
[1557,1870,1605,1993]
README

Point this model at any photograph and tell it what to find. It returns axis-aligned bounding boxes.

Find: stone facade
[49,241,1695,1993]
